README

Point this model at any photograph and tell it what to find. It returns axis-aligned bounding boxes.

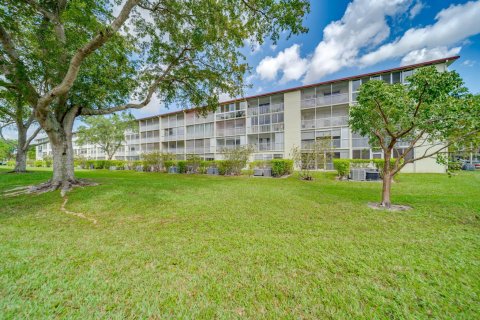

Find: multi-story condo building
[36,56,459,173]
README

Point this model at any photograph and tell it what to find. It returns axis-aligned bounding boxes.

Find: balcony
[301,93,349,109]
[301,140,340,149]
[301,116,348,129]
[247,123,284,134]
[253,142,284,151]
[139,124,160,132]
[141,136,160,143]
[216,127,246,137]
[215,110,246,121]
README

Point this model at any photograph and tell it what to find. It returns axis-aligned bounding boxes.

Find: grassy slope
[0,168,479,319]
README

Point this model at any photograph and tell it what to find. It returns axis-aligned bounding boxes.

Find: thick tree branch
[81,47,191,116]
[373,98,395,138]
[36,0,140,111]
[24,126,42,151]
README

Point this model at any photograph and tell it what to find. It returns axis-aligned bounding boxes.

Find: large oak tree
[0,0,309,192]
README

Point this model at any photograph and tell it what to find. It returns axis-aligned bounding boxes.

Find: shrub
[177,160,187,173]
[164,160,176,171]
[199,160,214,174]
[349,159,371,168]
[333,159,350,179]
[34,160,44,167]
[241,169,254,176]
[270,159,293,177]
[216,160,231,175]
[44,156,53,167]
[372,158,401,174]
[448,161,462,172]
[6,160,15,167]
[141,152,174,172]
[220,145,254,175]
[249,160,270,169]
[186,154,202,173]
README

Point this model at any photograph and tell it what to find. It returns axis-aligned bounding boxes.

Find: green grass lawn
[0,167,479,319]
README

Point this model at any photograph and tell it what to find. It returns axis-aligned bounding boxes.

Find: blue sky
[134,0,480,118]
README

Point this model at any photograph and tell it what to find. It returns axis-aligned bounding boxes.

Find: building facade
[36,56,459,173]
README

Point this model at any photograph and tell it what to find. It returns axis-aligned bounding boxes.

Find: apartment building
[35,131,140,161]
[36,56,459,172]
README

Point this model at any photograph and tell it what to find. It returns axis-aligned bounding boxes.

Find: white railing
[217,127,245,137]
[254,142,284,151]
[301,93,349,109]
[248,123,284,134]
[139,124,159,132]
[215,110,246,121]
[142,136,160,143]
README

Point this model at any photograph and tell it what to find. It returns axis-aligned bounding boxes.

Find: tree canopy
[0,0,309,190]
[77,113,137,160]
[349,66,480,207]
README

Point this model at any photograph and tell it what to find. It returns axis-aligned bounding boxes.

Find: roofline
[137,55,460,120]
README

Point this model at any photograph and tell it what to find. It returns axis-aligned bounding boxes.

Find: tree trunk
[381,150,393,208]
[381,173,392,208]
[13,123,27,173]
[36,106,79,192]
[50,132,76,189]
[14,148,27,172]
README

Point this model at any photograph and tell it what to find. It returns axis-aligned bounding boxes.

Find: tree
[0,138,15,161]
[291,137,334,180]
[350,66,480,208]
[0,0,309,192]
[220,145,254,175]
[0,90,41,172]
[77,113,136,160]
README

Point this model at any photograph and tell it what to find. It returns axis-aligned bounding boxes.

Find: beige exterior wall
[283,90,302,158]
[401,142,446,173]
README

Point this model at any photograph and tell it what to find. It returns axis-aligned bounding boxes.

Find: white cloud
[462,59,476,67]
[303,0,411,83]
[256,44,308,83]
[409,1,424,19]
[360,1,480,66]
[401,46,461,65]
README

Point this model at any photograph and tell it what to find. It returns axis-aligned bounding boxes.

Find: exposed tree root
[61,195,97,224]
[368,202,412,211]
[3,179,98,197]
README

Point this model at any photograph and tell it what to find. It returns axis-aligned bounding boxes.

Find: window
[353,149,370,159]
[381,73,391,83]
[392,72,401,83]
[352,79,361,92]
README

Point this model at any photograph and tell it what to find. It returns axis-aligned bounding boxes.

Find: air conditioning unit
[350,168,366,181]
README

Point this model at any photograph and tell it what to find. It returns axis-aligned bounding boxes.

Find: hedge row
[67,158,294,177]
[333,158,401,179]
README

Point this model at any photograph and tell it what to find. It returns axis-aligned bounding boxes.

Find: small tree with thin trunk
[291,137,334,180]
[0,91,41,172]
[349,66,480,209]
[76,113,137,160]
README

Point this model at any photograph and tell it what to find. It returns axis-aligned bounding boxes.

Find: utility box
[168,166,178,174]
[207,167,219,175]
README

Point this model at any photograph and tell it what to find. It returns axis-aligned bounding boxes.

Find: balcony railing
[248,103,284,116]
[301,93,349,109]
[253,142,284,151]
[247,123,284,134]
[216,127,246,137]
[139,124,160,132]
[141,136,160,143]
[301,140,340,149]
[301,116,348,129]
[215,110,246,121]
